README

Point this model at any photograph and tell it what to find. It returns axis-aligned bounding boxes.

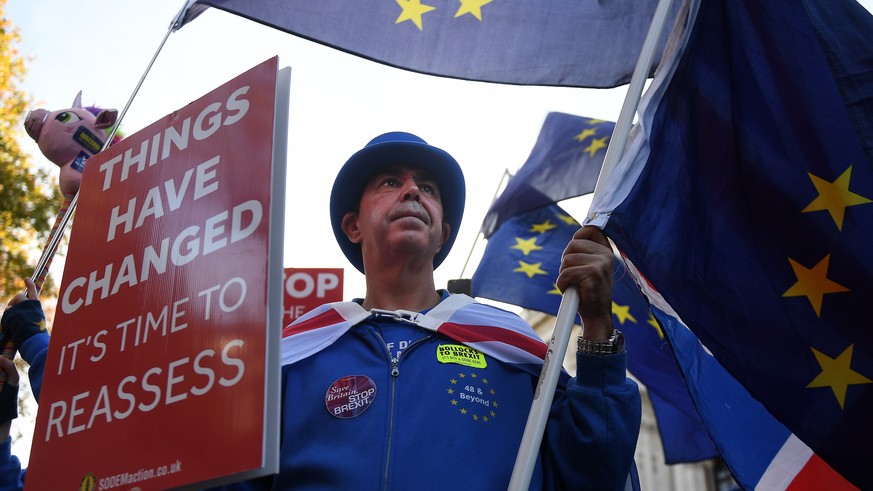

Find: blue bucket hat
[330,131,466,273]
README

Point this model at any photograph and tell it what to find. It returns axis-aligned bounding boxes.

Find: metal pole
[459,168,512,278]
[29,1,191,287]
[507,0,679,488]
[1,0,193,390]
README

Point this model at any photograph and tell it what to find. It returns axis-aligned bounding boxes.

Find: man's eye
[382,178,399,187]
[421,183,435,194]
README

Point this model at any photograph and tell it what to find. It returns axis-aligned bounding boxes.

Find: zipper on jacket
[387,334,430,377]
[371,328,433,490]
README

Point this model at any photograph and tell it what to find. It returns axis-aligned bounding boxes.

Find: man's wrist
[579,314,613,341]
[577,329,625,355]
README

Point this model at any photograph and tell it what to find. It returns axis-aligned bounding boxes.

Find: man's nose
[402,181,421,202]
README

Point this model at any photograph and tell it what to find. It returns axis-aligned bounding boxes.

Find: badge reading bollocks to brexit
[437,344,487,369]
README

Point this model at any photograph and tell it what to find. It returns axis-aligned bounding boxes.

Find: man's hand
[2,278,46,348]
[556,226,614,341]
[5,278,38,310]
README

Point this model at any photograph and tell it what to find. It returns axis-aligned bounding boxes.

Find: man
[1,132,641,490]
[256,131,641,490]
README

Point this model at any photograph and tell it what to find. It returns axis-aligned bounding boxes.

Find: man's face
[341,164,451,267]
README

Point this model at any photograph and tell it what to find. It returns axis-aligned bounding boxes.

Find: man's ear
[438,222,451,250]
[341,211,362,244]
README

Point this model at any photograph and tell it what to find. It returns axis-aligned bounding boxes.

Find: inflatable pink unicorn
[24,90,120,196]
[0,93,121,388]
[20,91,121,291]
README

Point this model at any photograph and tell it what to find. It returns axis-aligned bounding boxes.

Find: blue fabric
[473,203,580,317]
[474,201,719,464]
[18,334,49,403]
[802,0,873,164]
[481,113,614,237]
[211,295,640,490]
[180,0,678,89]
[0,301,49,491]
[0,295,638,491]
[0,300,49,402]
[651,305,791,489]
[601,0,873,487]
[474,209,718,464]
[647,390,715,464]
[612,260,717,464]
[0,438,23,491]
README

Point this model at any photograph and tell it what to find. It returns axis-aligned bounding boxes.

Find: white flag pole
[459,168,512,278]
[1,0,193,390]
[506,0,679,488]
[28,1,192,287]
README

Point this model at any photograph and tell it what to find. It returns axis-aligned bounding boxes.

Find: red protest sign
[27,57,287,490]
[282,268,344,326]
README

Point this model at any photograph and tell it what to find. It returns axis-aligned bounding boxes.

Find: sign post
[27,57,288,490]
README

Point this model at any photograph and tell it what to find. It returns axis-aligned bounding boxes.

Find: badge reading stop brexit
[325,375,376,418]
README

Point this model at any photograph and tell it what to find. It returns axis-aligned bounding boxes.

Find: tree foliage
[0,0,62,299]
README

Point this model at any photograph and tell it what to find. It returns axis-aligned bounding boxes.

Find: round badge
[325,375,377,419]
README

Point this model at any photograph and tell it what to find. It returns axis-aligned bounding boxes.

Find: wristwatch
[577,329,625,355]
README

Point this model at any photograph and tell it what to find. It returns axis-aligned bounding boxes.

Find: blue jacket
[214,293,641,490]
[0,301,48,491]
[0,439,23,491]
[0,294,641,490]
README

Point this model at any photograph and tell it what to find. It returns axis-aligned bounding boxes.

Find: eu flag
[472,203,579,315]
[473,203,718,464]
[612,258,717,464]
[623,257,857,490]
[178,1,678,89]
[481,113,615,237]
[589,0,873,487]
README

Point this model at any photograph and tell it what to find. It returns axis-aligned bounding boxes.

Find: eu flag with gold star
[178,1,678,89]
[472,203,580,316]
[611,259,717,464]
[481,113,615,237]
[588,0,873,487]
[474,203,719,464]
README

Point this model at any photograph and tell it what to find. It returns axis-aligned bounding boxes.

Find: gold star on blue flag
[475,216,719,463]
[589,0,873,487]
[611,258,718,464]
[178,2,678,89]
[472,203,578,315]
[481,113,614,237]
